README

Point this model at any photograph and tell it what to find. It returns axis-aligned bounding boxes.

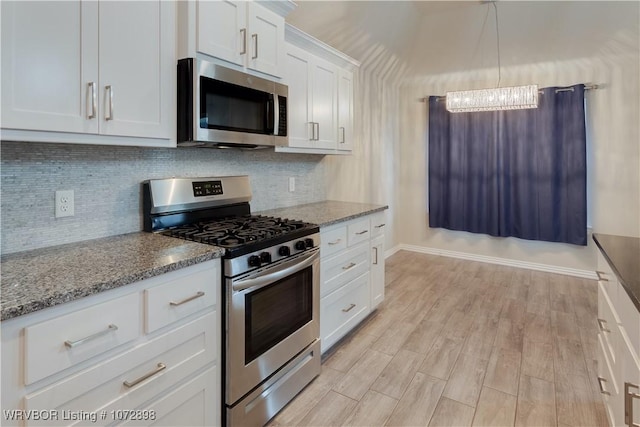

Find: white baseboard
[394,244,598,280]
[384,245,402,259]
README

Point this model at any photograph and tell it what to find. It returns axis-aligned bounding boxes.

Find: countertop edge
[1,249,223,322]
[317,205,389,227]
[592,234,640,313]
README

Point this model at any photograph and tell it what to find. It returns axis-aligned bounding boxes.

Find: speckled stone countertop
[258,200,388,228]
[593,233,640,312]
[1,233,223,321]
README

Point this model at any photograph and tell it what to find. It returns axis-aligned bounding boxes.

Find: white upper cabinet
[1,1,98,134]
[276,24,359,155]
[1,0,175,147]
[191,1,289,78]
[337,69,354,152]
[197,1,247,67]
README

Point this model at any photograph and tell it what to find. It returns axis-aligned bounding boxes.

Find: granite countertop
[593,233,640,312]
[258,200,388,227]
[1,232,223,321]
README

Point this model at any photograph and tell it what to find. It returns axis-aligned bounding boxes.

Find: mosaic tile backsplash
[1,141,327,254]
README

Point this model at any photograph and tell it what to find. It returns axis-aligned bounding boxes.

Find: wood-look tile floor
[269,250,607,427]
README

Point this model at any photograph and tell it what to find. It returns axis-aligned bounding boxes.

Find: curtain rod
[424,84,599,102]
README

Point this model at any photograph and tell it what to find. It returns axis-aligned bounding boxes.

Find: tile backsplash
[1,141,326,254]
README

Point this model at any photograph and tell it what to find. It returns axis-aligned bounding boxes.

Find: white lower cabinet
[1,260,221,427]
[595,251,640,427]
[320,211,386,354]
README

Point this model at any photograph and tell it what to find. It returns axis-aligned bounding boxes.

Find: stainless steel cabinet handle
[339,126,345,143]
[251,33,258,59]
[170,291,205,306]
[64,324,118,348]
[597,376,610,395]
[373,247,378,265]
[356,230,368,235]
[105,85,114,120]
[596,270,609,281]
[314,122,320,141]
[342,303,356,313]
[342,262,356,270]
[123,363,166,388]
[240,28,247,54]
[87,82,97,119]
[597,318,610,333]
[374,223,386,229]
[626,382,640,427]
[327,239,342,246]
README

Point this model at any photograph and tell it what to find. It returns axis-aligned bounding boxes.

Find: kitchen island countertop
[593,233,640,312]
[0,232,223,321]
[258,200,388,227]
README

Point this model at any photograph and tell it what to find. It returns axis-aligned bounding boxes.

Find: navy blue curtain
[428,84,587,245]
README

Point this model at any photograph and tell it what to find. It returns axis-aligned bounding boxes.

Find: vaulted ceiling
[286,1,640,77]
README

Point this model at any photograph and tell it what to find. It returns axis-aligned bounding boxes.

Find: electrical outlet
[55,190,74,218]
[288,177,295,192]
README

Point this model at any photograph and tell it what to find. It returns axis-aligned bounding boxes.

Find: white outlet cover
[55,190,74,218]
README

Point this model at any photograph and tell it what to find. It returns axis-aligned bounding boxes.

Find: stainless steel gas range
[143,176,321,426]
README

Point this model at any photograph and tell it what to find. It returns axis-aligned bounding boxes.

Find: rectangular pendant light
[446,84,539,113]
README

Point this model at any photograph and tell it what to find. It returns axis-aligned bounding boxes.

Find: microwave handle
[273,94,280,136]
[267,94,275,135]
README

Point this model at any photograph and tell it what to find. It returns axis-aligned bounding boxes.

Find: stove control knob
[278,246,291,256]
[260,252,272,264]
[305,238,314,248]
[295,240,307,251]
[248,255,261,267]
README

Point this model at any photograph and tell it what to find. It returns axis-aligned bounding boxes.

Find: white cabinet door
[197,0,246,67]
[312,58,338,150]
[246,2,285,77]
[284,45,313,149]
[1,1,99,134]
[337,69,354,152]
[99,1,173,139]
[370,234,385,309]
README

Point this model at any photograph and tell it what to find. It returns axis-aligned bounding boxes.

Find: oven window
[200,77,269,134]
[245,266,313,363]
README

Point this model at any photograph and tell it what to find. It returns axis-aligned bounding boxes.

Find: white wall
[396,52,640,273]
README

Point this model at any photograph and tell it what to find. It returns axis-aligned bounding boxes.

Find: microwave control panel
[193,180,223,197]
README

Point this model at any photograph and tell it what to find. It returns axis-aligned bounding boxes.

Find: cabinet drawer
[24,311,216,426]
[596,251,618,306]
[145,264,219,333]
[321,272,370,353]
[24,293,140,385]
[597,332,623,427]
[598,282,619,367]
[370,211,386,237]
[617,283,640,358]
[321,226,347,258]
[321,242,369,297]
[347,218,370,246]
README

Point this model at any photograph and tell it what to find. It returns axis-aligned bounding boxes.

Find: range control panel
[193,180,223,197]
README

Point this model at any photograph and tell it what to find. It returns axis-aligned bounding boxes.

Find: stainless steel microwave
[177,58,287,148]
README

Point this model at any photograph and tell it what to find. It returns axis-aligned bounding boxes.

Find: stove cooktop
[161,214,319,257]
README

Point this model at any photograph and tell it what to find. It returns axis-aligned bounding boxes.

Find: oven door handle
[232,250,318,293]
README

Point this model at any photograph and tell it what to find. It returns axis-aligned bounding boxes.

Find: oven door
[226,248,319,405]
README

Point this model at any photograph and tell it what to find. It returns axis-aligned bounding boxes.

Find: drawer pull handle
[355,230,368,235]
[342,303,356,313]
[374,223,386,229]
[597,376,610,395]
[596,270,609,281]
[123,363,166,388]
[328,239,342,246]
[170,291,205,306]
[597,318,611,333]
[64,324,118,348]
[342,262,356,270]
[626,382,640,427]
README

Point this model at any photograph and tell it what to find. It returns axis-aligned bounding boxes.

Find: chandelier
[446,2,539,113]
